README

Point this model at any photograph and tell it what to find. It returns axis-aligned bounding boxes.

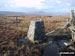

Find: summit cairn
[27,20,46,43]
[70,10,75,42]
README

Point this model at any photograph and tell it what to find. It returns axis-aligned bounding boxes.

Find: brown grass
[0,16,70,33]
[0,15,70,56]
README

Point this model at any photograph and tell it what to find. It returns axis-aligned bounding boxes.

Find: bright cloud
[0,0,75,12]
[0,0,16,7]
[14,0,46,9]
[66,3,71,6]
[56,0,61,3]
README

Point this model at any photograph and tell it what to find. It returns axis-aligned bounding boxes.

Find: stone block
[27,20,46,43]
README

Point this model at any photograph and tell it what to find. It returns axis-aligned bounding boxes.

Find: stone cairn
[27,20,46,43]
[70,10,75,42]
[70,10,75,26]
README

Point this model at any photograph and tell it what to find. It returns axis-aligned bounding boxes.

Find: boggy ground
[0,27,49,56]
[0,16,70,56]
[0,27,43,56]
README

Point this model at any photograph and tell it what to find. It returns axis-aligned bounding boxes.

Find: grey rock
[43,44,60,56]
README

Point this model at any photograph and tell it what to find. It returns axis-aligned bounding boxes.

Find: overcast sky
[0,0,75,13]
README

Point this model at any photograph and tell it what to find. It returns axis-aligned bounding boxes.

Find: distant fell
[0,11,70,16]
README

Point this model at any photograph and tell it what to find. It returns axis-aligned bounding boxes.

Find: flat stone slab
[43,44,60,56]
